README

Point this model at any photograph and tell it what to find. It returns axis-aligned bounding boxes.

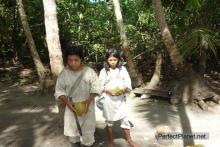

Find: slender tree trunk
[152,0,184,69]
[141,53,162,99]
[147,53,162,89]
[16,0,46,85]
[112,0,143,87]
[12,6,19,63]
[43,0,64,77]
[43,0,64,134]
[198,38,208,74]
[198,51,206,74]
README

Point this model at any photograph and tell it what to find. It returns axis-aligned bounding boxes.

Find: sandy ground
[0,82,220,147]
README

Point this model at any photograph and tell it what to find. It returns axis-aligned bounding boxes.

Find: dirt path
[0,82,220,147]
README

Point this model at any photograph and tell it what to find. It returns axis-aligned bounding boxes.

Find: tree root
[168,73,219,110]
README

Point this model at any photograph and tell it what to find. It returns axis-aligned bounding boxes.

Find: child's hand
[66,99,76,113]
[105,89,116,96]
[83,99,91,114]
[59,96,76,112]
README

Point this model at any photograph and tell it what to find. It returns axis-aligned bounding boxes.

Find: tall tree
[152,0,183,69]
[16,0,46,86]
[152,0,219,105]
[112,0,143,87]
[42,0,64,77]
[42,0,64,133]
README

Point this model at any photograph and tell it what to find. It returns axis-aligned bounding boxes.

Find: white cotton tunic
[99,66,132,121]
[54,66,101,137]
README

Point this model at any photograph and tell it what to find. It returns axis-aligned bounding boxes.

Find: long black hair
[104,49,123,72]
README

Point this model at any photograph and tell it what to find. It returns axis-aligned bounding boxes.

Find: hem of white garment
[120,124,131,129]
[68,136,95,146]
[64,131,95,137]
[103,115,127,122]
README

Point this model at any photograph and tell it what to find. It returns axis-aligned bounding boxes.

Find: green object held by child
[74,102,86,116]
[113,86,124,95]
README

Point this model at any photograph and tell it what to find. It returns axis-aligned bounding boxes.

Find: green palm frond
[177,28,218,59]
[185,0,204,11]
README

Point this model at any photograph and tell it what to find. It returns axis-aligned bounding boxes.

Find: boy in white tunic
[99,49,138,147]
[55,45,101,147]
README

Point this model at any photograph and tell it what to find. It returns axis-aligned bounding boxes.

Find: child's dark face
[67,55,81,70]
[107,56,118,69]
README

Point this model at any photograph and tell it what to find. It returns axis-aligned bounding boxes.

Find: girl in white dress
[99,49,138,147]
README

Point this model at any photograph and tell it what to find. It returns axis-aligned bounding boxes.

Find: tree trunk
[112,0,143,87]
[16,0,46,85]
[147,53,162,89]
[151,0,219,106]
[198,38,208,74]
[43,0,64,134]
[141,53,162,99]
[152,0,184,69]
[12,6,19,64]
[43,0,64,77]
[198,51,207,74]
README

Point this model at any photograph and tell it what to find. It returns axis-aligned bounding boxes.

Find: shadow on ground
[0,82,68,147]
[132,97,195,147]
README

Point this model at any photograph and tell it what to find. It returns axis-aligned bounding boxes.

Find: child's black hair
[104,49,123,73]
[65,45,84,61]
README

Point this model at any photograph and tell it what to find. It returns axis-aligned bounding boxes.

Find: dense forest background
[0,0,219,86]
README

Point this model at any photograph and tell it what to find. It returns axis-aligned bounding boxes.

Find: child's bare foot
[123,129,139,147]
[107,143,115,147]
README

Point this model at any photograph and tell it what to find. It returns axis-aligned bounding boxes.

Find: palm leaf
[177,28,218,59]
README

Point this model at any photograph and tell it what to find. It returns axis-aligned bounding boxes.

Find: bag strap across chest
[67,67,88,97]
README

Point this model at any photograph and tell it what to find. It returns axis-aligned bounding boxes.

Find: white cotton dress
[54,66,101,146]
[99,66,132,122]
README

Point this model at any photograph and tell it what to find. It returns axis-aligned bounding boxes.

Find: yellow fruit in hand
[113,86,124,95]
[74,102,86,116]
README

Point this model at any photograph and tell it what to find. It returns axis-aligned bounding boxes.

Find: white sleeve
[99,68,107,91]
[121,66,132,90]
[89,68,102,95]
[54,70,66,100]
